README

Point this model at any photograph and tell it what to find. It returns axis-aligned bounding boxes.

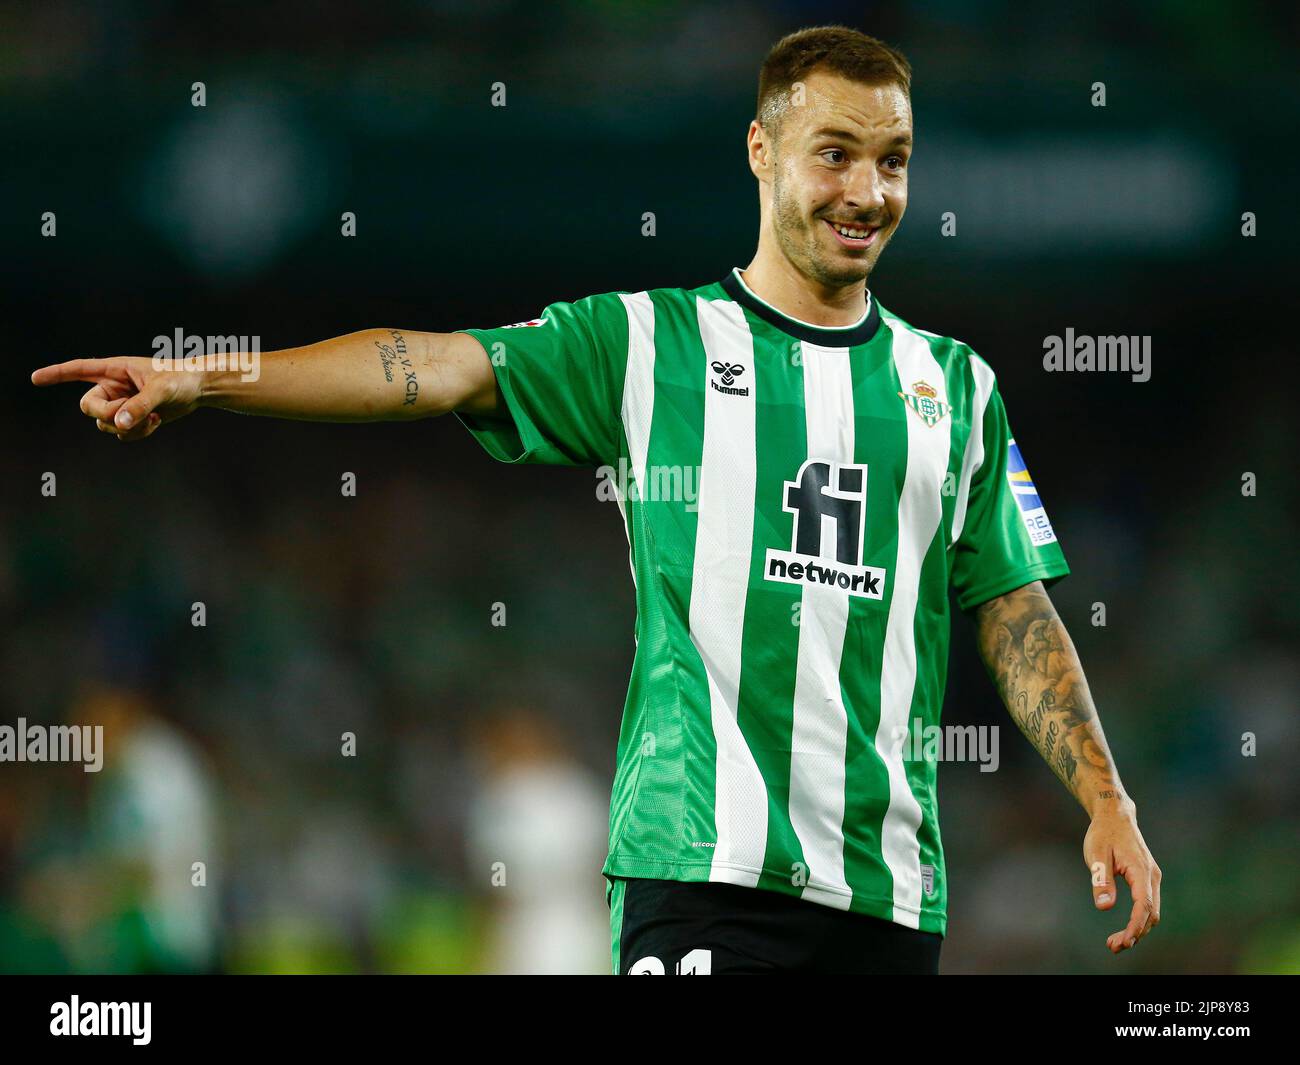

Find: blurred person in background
[7,687,218,973]
[466,705,608,975]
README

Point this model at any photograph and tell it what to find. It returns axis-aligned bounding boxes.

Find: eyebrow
[809,126,913,148]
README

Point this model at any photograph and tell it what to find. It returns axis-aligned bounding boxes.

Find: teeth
[833,223,871,239]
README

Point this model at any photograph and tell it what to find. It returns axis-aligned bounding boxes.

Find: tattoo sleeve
[973,581,1128,816]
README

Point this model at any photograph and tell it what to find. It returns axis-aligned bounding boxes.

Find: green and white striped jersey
[457,268,1069,935]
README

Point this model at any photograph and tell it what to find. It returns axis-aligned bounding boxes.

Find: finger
[1142,866,1161,938]
[113,376,171,431]
[98,412,158,439]
[1130,900,1158,945]
[118,412,162,442]
[1110,865,1154,951]
[1086,852,1116,911]
[32,359,113,387]
[80,386,127,422]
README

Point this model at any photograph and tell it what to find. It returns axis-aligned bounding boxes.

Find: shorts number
[628,949,712,975]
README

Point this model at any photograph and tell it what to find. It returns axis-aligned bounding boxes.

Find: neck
[740,240,869,328]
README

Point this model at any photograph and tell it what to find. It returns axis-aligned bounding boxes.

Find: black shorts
[608,877,942,974]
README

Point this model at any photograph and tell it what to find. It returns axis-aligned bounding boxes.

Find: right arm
[31,328,499,441]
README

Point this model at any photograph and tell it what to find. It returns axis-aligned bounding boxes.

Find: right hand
[31,356,206,442]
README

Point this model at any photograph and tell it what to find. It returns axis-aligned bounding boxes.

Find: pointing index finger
[31,359,111,387]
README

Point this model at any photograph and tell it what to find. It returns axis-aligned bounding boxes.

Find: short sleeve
[950,376,1070,611]
[454,292,629,466]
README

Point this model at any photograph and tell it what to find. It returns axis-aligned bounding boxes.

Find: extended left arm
[973,580,1162,954]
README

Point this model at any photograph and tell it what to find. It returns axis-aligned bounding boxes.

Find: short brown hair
[757,26,911,137]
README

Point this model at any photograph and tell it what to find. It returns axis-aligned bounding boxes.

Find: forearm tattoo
[974,582,1121,804]
[374,329,419,407]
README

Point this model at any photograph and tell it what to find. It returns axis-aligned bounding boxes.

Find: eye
[883,154,907,171]
[819,148,847,164]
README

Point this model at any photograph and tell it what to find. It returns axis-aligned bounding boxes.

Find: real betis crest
[899,380,950,427]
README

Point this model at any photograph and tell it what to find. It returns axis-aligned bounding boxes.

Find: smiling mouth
[823,219,880,248]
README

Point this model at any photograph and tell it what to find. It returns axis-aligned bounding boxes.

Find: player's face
[768,73,911,287]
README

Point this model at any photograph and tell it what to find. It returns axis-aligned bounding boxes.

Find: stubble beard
[770,172,883,289]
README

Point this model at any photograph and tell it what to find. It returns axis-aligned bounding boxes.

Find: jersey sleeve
[453,292,629,466]
[950,374,1070,611]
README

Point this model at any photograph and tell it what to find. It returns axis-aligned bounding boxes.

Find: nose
[843,161,887,217]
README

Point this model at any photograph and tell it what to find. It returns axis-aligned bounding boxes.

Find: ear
[747,120,773,180]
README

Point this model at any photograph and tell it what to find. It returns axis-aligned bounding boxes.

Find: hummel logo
[709,361,749,396]
[711,361,744,386]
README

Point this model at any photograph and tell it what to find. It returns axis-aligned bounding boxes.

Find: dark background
[1,0,1297,973]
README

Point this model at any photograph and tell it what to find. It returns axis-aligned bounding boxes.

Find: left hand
[1083,805,1161,954]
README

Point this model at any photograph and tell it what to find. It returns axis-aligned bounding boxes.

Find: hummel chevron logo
[709,360,749,396]
[711,360,744,386]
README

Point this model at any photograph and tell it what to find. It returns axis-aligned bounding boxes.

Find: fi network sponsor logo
[1,719,103,772]
[50,996,151,1045]
[765,458,886,599]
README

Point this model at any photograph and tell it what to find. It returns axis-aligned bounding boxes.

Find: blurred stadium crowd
[2,0,1297,973]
